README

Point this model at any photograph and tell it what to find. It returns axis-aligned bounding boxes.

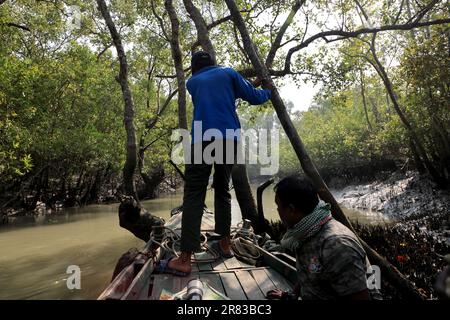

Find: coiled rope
[150,226,220,263]
[150,221,263,265]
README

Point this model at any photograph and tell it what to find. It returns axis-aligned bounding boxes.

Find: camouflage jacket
[295,218,380,300]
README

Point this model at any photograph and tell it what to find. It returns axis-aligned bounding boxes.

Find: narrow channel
[0,187,389,299]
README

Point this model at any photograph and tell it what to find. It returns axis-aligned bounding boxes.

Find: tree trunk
[368,34,445,187]
[409,138,426,174]
[97,0,138,198]
[368,97,381,124]
[360,69,372,131]
[76,168,84,190]
[406,0,418,39]
[165,0,188,130]
[88,168,105,202]
[265,0,304,69]
[224,0,424,300]
[426,89,450,180]
[80,172,94,205]
[182,0,217,63]
[139,165,165,200]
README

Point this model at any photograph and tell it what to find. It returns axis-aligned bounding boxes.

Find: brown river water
[0,187,389,299]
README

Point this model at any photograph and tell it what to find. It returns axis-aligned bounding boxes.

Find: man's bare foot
[168,252,192,274]
[219,236,232,255]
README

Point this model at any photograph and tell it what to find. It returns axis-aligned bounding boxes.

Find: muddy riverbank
[334,171,449,299]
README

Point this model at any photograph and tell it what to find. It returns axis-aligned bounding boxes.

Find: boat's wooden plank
[198,262,213,271]
[220,272,247,300]
[257,246,297,284]
[223,256,242,270]
[192,266,269,276]
[199,273,226,296]
[251,269,276,297]
[149,274,175,300]
[235,270,265,300]
[211,257,227,271]
[237,259,255,269]
[264,268,293,292]
[193,252,213,271]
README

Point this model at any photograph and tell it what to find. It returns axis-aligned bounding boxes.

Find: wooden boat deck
[99,211,297,300]
[148,255,294,300]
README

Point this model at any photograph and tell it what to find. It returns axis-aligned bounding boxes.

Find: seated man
[267,175,379,300]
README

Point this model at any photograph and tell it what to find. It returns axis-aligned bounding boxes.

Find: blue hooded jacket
[186,66,271,143]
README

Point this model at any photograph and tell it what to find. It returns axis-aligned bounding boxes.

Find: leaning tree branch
[145,89,178,131]
[238,67,324,79]
[233,23,251,65]
[354,0,369,22]
[96,42,112,60]
[207,15,232,30]
[207,8,253,30]
[394,0,406,25]
[190,9,251,54]
[151,0,169,41]
[156,66,191,79]
[265,0,305,68]
[183,0,217,62]
[142,131,171,152]
[3,22,31,32]
[405,0,439,24]
[283,17,450,74]
[146,56,156,110]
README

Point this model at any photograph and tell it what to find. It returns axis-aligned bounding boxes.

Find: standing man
[167,51,273,275]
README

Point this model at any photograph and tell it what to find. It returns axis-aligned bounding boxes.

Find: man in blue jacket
[167,51,272,275]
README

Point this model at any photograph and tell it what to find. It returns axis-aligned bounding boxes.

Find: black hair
[274,175,319,215]
[191,51,214,75]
